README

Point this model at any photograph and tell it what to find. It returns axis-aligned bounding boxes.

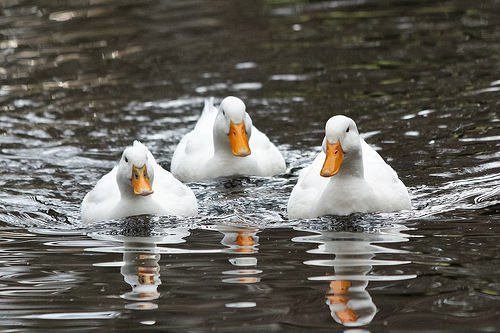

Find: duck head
[320,115,362,178]
[214,96,252,157]
[116,141,154,197]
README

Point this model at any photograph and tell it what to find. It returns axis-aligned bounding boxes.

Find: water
[1,0,500,331]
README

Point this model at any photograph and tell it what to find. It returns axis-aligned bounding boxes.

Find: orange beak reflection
[236,231,255,253]
[330,280,351,293]
[327,280,359,324]
[335,308,359,323]
[132,164,153,196]
[229,120,251,157]
[320,140,344,177]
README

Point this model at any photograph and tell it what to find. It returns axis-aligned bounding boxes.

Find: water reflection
[120,245,162,309]
[218,225,260,281]
[293,224,416,327]
[88,220,190,310]
[217,224,261,308]
[87,221,266,312]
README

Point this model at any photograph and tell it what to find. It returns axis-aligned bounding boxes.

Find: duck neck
[117,180,136,200]
[213,130,233,157]
[336,150,364,179]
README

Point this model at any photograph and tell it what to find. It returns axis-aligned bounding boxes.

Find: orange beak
[229,120,251,157]
[320,140,344,177]
[132,164,154,196]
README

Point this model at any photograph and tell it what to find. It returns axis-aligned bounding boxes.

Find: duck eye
[124,157,129,163]
[346,127,350,133]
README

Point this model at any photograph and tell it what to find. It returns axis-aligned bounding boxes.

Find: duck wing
[361,140,410,210]
[171,98,217,181]
[81,166,120,223]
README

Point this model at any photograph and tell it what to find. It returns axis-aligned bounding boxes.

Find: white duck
[171,96,286,182]
[287,115,411,219]
[81,141,197,223]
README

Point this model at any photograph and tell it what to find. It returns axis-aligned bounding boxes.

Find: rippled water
[1,0,500,332]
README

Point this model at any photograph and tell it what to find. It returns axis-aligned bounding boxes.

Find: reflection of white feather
[81,141,197,223]
[171,97,286,182]
[89,227,191,308]
[288,115,411,219]
[295,226,413,327]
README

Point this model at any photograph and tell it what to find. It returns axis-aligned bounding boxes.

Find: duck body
[287,115,411,219]
[81,141,197,223]
[171,97,286,182]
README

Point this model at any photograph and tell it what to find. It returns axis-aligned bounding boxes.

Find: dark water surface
[1,0,500,332]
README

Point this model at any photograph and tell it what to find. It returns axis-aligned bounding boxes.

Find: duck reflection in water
[88,217,190,310]
[120,244,161,308]
[218,224,259,254]
[324,261,375,326]
[293,222,416,327]
[217,224,261,303]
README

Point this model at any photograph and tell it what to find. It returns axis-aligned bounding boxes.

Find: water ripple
[20,311,122,320]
